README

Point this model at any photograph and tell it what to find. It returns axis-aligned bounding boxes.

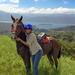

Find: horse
[11,15,31,73]
[11,16,61,71]
[38,36,61,68]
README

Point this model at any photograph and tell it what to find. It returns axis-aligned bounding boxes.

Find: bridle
[11,16,25,39]
[11,20,24,39]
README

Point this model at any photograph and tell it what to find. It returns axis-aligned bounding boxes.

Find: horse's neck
[18,32,26,41]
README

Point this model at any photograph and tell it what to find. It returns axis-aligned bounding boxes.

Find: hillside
[50,26,75,32]
[0,35,75,75]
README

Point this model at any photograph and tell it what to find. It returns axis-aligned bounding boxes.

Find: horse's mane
[17,22,26,41]
[16,22,29,51]
[21,22,24,28]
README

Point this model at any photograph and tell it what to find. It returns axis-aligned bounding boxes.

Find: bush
[59,40,75,59]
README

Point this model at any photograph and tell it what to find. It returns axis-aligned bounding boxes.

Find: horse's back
[47,36,61,48]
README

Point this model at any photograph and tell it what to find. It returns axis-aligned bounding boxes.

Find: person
[16,24,43,75]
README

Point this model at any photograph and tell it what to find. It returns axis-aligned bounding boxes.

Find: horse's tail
[58,48,61,59]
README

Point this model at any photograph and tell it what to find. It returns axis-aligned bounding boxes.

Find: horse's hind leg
[47,53,54,66]
[53,56,58,69]
[53,49,58,69]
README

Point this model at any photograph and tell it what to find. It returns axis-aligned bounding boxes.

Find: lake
[0,21,75,29]
[23,21,75,29]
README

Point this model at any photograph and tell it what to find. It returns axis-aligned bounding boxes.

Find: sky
[0,0,75,14]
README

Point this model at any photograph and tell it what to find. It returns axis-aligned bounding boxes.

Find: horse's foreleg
[23,55,31,72]
[21,56,31,75]
[18,47,31,72]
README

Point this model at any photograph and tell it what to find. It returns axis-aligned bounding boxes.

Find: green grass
[0,35,75,75]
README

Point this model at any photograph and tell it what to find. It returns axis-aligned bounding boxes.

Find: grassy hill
[0,35,75,75]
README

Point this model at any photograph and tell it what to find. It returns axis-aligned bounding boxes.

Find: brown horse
[11,15,31,72]
[38,36,61,68]
[11,16,61,71]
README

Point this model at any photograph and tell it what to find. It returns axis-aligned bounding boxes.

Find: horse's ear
[11,15,15,22]
[19,16,23,22]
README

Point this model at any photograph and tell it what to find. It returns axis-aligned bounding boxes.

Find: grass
[0,35,75,75]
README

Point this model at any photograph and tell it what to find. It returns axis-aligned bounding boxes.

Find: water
[23,21,75,29]
[0,21,75,29]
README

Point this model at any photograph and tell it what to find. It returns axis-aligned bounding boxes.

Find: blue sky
[19,0,75,8]
[0,0,75,14]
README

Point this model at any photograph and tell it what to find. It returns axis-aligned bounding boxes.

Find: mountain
[0,10,75,34]
[0,22,11,34]
[0,10,75,24]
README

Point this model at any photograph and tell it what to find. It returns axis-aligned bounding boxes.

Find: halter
[11,22,24,34]
[11,23,17,33]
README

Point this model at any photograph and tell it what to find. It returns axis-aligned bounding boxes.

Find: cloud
[30,7,75,14]
[34,0,39,2]
[0,4,19,13]
[0,0,19,3]
[0,4,75,14]
[63,0,69,4]
[9,0,19,3]
[0,0,6,2]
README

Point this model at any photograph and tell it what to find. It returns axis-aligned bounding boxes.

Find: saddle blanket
[40,37,50,43]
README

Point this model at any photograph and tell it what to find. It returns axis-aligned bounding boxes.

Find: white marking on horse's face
[11,32,16,40]
[13,22,17,31]
[11,22,17,39]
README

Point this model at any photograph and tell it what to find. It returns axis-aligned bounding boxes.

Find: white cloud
[0,4,19,13]
[63,0,69,4]
[0,0,6,2]
[0,4,75,14]
[0,0,19,3]
[34,0,39,2]
[9,0,19,3]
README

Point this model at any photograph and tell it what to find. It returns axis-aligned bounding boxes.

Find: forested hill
[49,26,75,32]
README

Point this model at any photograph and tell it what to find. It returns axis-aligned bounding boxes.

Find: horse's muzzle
[11,32,16,40]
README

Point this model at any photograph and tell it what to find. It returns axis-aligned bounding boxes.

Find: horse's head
[11,15,25,40]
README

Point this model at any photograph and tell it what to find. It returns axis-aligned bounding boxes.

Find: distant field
[0,35,75,75]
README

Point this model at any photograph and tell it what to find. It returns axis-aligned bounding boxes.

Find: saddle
[40,37,49,43]
[37,32,50,43]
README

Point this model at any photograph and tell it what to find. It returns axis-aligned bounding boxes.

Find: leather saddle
[37,32,50,43]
